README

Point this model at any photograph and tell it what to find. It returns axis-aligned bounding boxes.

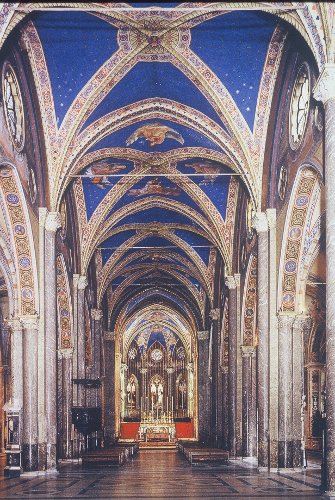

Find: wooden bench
[82,446,131,467]
[177,442,229,466]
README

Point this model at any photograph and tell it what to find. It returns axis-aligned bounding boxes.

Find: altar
[138,412,176,442]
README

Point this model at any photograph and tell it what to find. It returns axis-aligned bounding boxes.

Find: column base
[277,467,304,473]
[258,439,269,468]
[323,494,335,499]
[258,466,278,473]
[22,443,38,472]
[38,442,46,470]
[46,443,57,470]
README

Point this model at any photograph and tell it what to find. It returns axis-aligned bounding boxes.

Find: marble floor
[0,450,327,499]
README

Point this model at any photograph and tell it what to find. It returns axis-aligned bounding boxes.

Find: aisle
[0,450,323,499]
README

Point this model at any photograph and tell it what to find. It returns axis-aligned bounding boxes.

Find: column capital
[73,274,80,288]
[222,366,228,374]
[6,317,23,331]
[78,275,88,290]
[233,273,240,288]
[197,330,209,340]
[121,363,128,372]
[91,308,103,321]
[277,312,295,330]
[225,275,236,289]
[252,211,268,233]
[166,367,175,374]
[266,208,276,230]
[20,314,39,329]
[293,314,312,332]
[104,331,115,341]
[38,207,48,227]
[313,64,335,104]
[187,362,194,373]
[210,308,220,321]
[240,345,256,358]
[45,211,61,232]
[139,368,148,374]
[58,348,73,359]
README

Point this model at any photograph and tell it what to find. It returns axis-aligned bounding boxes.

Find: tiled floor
[0,450,326,499]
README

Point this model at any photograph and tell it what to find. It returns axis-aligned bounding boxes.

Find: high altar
[115,312,196,441]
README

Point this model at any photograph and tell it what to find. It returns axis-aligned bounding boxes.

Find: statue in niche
[157,382,163,405]
[127,378,136,408]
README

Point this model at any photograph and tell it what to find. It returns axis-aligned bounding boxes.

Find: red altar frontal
[119,419,194,441]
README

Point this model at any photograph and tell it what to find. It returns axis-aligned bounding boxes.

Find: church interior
[0,2,334,498]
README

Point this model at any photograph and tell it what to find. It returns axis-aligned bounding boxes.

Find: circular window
[128,347,137,360]
[2,63,25,151]
[289,63,310,150]
[151,348,163,362]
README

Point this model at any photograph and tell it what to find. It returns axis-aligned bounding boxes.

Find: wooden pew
[177,441,229,466]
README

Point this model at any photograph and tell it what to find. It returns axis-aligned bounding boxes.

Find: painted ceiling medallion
[289,63,310,150]
[2,63,25,151]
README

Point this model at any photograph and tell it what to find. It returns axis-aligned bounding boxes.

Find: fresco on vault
[85,161,127,189]
[184,160,225,186]
[128,178,181,197]
[126,122,184,147]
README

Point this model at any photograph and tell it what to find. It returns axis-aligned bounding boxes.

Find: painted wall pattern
[0,167,36,315]
[56,254,72,349]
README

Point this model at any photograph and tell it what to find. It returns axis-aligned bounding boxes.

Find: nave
[0,450,323,499]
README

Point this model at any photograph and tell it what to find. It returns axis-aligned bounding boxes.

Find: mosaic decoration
[56,254,72,349]
[0,167,37,315]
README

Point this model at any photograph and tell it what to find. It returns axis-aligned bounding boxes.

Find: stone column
[292,315,311,468]
[210,308,220,446]
[278,313,295,468]
[313,64,335,494]
[59,348,73,459]
[166,367,174,415]
[198,330,210,443]
[21,315,39,473]
[241,345,257,457]
[91,308,103,407]
[44,211,61,472]
[253,211,269,468]
[235,274,243,455]
[187,362,194,418]
[77,276,88,406]
[140,368,148,415]
[38,207,47,469]
[225,276,237,456]
[266,208,279,468]
[8,318,23,409]
[103,331,115,446]
[222,366,229,449]
[72,274,80,407]
[120,363,128,419]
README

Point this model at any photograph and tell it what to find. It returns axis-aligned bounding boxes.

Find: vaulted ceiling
[20,3,294,331]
